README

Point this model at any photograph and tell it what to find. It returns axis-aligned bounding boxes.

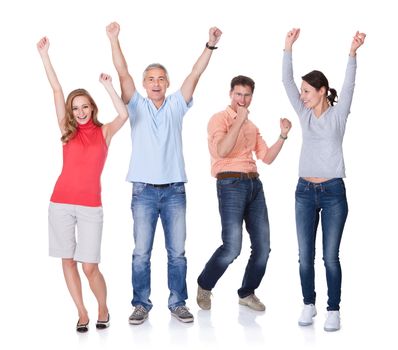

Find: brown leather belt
[216,172,259,180]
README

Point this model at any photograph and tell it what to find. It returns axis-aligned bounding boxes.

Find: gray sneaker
[170,306,194,323]
[239,294,266,311]
[129,305,149,325]
[197,285,212,310]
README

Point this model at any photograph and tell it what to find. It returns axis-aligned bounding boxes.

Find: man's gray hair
[143,63,169,83]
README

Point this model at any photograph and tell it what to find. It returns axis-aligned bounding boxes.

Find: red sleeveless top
[50,119,108,207]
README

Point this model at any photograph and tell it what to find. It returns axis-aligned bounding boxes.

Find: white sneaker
[298,304,317,326]
[324,311,340,332]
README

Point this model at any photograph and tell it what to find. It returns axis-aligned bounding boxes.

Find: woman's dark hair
[301,70,338,106]
[230,75,255,93]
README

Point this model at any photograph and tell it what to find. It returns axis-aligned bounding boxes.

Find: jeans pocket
[217,178,240,188]
[133,182,147,196]
[172,182,186,194]
[325,181,346,196]
[295,182,308,194]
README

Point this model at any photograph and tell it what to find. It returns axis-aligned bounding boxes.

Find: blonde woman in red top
[37,36,128,332]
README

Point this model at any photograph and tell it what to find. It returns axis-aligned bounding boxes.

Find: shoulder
[168,90,192,107]
[208,109,230,130]
[210,109,229,122]
[127,91,143,108]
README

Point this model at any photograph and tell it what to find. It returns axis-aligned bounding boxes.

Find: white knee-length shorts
[48,202,103,263]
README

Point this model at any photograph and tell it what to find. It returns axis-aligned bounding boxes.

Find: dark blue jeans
[197,176,270,298]
[295,178,348,311]
[131,182,187,310]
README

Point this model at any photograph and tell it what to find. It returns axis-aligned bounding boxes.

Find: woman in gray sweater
[283,28,365,332]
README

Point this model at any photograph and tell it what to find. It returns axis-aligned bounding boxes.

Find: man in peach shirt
[196,75,291,311]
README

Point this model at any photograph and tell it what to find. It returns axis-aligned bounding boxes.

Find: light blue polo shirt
[126,90,193,184]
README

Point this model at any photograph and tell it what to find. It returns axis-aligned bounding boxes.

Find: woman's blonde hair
[61,89,102,143]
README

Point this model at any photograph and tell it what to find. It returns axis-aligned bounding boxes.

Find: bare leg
[82,263,109,321]
[62,258,89,324]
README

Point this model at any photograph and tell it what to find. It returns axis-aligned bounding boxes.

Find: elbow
[217,149,228,158]
[216,146,231,158]
[262,156,274,165]
[121,111,129,121]
[53,86,63,94]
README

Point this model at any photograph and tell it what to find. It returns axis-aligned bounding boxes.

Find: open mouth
[77,115,88,120]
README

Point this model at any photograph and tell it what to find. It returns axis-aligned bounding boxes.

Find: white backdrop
[1,0,396,349]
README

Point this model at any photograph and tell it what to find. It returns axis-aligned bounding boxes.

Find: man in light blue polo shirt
[106,22,222,324]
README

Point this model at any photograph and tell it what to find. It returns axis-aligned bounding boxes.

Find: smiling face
[71,95,93,124]
[143,67,169,108]
[300,80,326,109]
[229,85,253,112]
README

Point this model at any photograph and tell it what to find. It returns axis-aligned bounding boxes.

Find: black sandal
[96,314,110,329]
[76,319,89,333]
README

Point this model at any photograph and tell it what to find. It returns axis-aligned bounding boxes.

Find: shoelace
[173,306,191,316]
[198,289,212,299]
[251,295,260,302]
[133,306,147,317]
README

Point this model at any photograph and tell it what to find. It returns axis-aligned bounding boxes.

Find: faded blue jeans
[197,176,270,298]
[131,182,187,310]
[295,178,348,311]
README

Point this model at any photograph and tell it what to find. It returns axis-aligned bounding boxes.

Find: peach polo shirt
[207,106,269,177]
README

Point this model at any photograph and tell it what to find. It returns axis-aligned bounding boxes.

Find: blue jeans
[131,182,187,310]
[295,178,348,311]
[197,176,270,298]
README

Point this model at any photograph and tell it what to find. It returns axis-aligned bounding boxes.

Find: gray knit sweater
[282,50,357,178]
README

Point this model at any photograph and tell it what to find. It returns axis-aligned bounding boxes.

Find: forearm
[282,50,294,85]
[103,83,128,118]
[109,39,130,77]
[192,47,213,77]
[180,46,214,102]
[217,120,244,157]
[40,53,62,93]
[262,137,285,164]
[282,50,303,115]
[108,38,135,103]
[336,55,357,114]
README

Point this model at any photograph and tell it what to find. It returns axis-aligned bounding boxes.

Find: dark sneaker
[129,305,149,325]
[170,306,194,323]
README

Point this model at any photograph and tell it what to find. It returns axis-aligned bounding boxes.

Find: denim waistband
[298,177,343,187]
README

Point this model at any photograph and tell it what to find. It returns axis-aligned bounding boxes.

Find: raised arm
[336,31,366,116]
[99,73,129,146]
[180,27,222,103]
[282,28,306,117]
[106,22,136,104]
[261,118,292,164]
[37,37,66,132]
